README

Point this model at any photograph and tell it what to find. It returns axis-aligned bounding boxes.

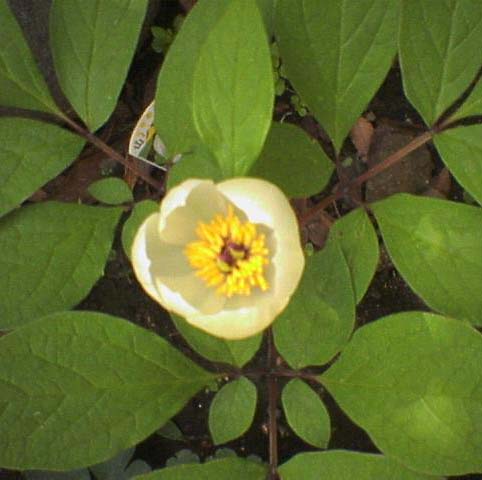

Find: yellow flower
[131,178,305,339]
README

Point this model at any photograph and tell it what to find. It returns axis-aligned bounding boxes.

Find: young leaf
[273,241,355,369]
[0,202,122,329]
[281,379,331,449]
[320,312,482,476]
[193,0,273,176]
[88,177,133,205]
[155,2,232,156]
[0,0,60,114]
[249,122,334,197]
[275,0,398,152]
[208,377,257,445]
[372,193,482,326]
[278,451,443,480]
[122,200,158,259]
[0,118,85,218]
[327,208,379,303]
[399,0,482,126]
[134,457,267,480]
[434,125,482,206]
[167,145,223,191]
[0,311,214,470]
[171,314,262,368]
[49,0,148,131]
[450,77,482,121]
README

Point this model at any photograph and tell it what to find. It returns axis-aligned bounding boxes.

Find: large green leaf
[50,0,148,131]
[278,451,443,480]
[0,311,214,470]
[273,241,355,368]
[0,202,122,329]
[256,0,276,36]
[281,379,330,449]
[171,314,261,368]
[0,0,60,113]
[0,118,85,218]
[399,0,482,126]
[250,122,334,197]
[434,125,482,206]
[134,458,267,480]
[275,0,398,152]
[327,208,379,303]
[209,377,257,445]
[155,2,232,156]
[193,0,273,176]
[320,312,482,476]
[372,193,482,326]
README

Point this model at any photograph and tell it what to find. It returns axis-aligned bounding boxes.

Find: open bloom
[131,178,305,339]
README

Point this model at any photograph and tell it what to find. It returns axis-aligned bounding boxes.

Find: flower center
[184,205,270,297]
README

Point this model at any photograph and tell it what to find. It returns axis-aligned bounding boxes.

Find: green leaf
[281,379,330,449]
[451,77,482,120]
[256,0,276,36]
[0,118,85,218]
[88,177,133,205]
[193,0,273,176]
[434,125,482,206]
[399,0,482,126]
[249,122,334,197]
[167,145,223,191]
[209,377,257,445]
[0,202,122,329]
[171,314,262,368]
[90,447,138,480]
[122,200,158,259]
[327,208,379,303]
[134,457,267,480]
[276,0,398,152]
[155,2,232,156]
[156,420,184,442]
[50,0,148,131]
[321,312,482,476]
[372,193,482,326]
[0,311,214,470]
[25,469,90,480]
[0,0,60,114]
[278,451,443,480]
[273,241,355,368]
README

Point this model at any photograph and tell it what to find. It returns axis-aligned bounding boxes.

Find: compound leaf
[0,311,214,470]
[193,0,273,176]
[281,379,330,449]
[134,458,267,480]
[50,0,148,131]
[399,0,482,126]
[279,450,443,480]
[273,241,355,368]
[0,118,85,218]
[276,0,398,152]
[434,125,482,206]
[327,208,379,303]
[0,202,122,329]
[372,193,482,326]
[0,0,60,114]
[320,312,482,476]
[250,122,334,197]
[209,377,257,445]
[171,314,261,368]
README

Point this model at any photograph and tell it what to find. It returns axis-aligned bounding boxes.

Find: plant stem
[267,329,279,480]
[62,116,164,191]
[299,130,434,226]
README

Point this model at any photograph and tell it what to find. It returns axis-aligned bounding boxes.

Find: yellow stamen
[184,205,270,297]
